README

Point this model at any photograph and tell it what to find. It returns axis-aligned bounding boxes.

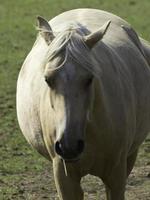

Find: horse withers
[17,8,150,200]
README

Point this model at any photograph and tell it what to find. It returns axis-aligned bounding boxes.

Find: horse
[16,8,150,200]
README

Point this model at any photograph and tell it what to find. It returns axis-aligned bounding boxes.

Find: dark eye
[44,76,55,88]
[85,77,93,87]
[45,76,49,83]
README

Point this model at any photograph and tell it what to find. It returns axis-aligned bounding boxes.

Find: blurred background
[0,0,150,199]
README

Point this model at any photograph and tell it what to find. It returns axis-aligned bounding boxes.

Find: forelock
[45,24,101,77]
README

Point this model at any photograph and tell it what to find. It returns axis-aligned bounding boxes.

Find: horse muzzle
[55,139,84,161]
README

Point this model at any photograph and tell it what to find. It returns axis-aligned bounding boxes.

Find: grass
[0,0,150,199]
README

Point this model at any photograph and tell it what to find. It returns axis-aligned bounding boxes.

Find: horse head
[37,16,111,161]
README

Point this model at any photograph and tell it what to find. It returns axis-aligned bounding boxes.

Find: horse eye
[45,76,54,88]
[45,76,49,83]
[85,77,93,87]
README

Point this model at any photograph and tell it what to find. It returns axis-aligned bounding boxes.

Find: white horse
[17,8,150,200]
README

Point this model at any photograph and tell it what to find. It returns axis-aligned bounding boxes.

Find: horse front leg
[105,183,125,200]
[53,157,83,200]
[104,157,127,200]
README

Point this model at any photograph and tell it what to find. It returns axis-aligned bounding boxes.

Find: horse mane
[45,23,101,77]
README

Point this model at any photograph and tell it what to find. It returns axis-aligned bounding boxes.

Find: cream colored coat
[17,9,150,200]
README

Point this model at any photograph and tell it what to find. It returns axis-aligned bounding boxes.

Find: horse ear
[84,20,111,49]
[37,16,55,45]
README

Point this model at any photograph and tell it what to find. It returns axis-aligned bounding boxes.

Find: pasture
[0,0,150,199]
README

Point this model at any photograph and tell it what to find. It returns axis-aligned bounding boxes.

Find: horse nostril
[55,141,63,156]
[77,140,84,154]
[55,140,84,160]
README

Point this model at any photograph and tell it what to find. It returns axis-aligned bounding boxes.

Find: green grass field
[0,0,150,199]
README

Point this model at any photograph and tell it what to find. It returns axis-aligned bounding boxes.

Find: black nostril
[55,141,63,156]
[55,140,84,160]
[77,140,84,154]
